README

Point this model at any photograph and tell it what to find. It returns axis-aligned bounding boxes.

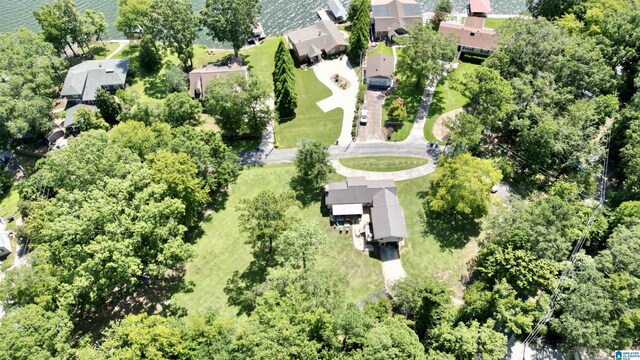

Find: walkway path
[401,79,437,144]
[312,58,359,145]
[106,40,131,60]
[330,159,435,181]
[433,107,464,142]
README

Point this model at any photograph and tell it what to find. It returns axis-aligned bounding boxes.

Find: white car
[360,110,368,125]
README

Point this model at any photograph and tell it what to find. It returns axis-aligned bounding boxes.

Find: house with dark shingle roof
[325,177,407,244]
[286,20,347,63]
[60,59,130,104]
[364,53,395,88]
[371,0,423,40]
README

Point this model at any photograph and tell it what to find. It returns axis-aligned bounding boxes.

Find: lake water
[0,0,526,45]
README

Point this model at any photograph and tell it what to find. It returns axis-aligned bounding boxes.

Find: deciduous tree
[95,88,122,124]
[162,91,203,127]
[147,0,197,69]
[74,106,110,131]
[426,153,502,219]
[396,25,457,88]
[200,0,261,58]
[204,74,272,139]
[116,0,152,39]
[294,140,332,190]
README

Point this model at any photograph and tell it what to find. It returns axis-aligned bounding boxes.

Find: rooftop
[64,104,98,128]
[469,0,492,14]
[366,53,395,78]
[189,62,249,99]
[371,0,423,33]
[439,22,499,51]
[327,0,348,19]
[60,59,130,102]
[0,218,11,255]
[286,20,347,58]
[325,177,407,240]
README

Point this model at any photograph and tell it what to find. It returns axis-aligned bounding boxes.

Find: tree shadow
[421,198,481,250]
[223,259,268,316]
[73,271,193,342]
[142,72,167,99]
[289,175,321,207]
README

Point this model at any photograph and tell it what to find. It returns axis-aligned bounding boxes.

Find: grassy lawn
[424,61,479,143]
[484,18,508,29]
[241,38,279,91]
[395,175,480,297]
[91,42,121,60]
[172,165,383,318]
[0,189,20,270]
[275,69,343,148]
[383,47,423,142]
[339,156,428,172]
[369,43,393,56]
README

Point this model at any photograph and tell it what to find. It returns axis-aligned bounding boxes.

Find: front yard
[274,69,343,148]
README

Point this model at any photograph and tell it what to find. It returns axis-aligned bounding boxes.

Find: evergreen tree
[348,0,370,64]
[272,38,297,119]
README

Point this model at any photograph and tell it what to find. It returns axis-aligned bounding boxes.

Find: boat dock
[317,9,331,21]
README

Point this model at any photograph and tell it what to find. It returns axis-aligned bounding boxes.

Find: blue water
[0,0,526,43]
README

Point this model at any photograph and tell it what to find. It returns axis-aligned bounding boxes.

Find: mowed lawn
[90,42,121,60]
[395,175,480,297]
[339,156,428,172]
[173,165,383,318]
[383,47,424,142]
[241,37,279,91]
[369,43,393,56]
[424,61,479,142]
[275,69,343,148]
[483,17,508,29]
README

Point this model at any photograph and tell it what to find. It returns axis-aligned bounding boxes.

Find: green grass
[338,156,428,172]
[396,175,480,297]
[172,165,383,317]
[91,42,121,60]
[424,61,479,143]
[383,47,424,142]
[0,189,20,270]
[274,69,343,148]
[484,18,508,29]
[241,38,279,91]
[369,43,393,56]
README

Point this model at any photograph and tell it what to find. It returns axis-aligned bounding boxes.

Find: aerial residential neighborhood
[0,0,639,358]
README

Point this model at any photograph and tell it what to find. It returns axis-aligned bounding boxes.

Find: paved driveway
[357,90,386,142]
[312,58,359,145]
[379,245,407,291]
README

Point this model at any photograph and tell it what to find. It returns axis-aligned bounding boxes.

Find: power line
[521,128,611,356]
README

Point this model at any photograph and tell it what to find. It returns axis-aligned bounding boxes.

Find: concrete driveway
[379,244,407,291]
[313,58,359,145]
[357,90,386,142]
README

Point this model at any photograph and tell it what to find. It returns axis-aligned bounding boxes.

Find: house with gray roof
[64,104,99,129]
[189,62,248,100]
[371,0,423,40]
[286,20,348,63]
[60,59,130,104]
[0,218,12,258]
[364,53,395,88]
[325,177,407,244]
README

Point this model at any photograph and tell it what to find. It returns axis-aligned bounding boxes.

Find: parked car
[360,110,368,125]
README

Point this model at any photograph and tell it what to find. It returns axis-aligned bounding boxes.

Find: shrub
[164,64,188,94]
[388,97,407,122]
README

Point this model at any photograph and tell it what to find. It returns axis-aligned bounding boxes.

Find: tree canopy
[146,0,197,69]
[200,0,261,58]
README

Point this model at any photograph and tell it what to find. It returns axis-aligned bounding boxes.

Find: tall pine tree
[273,37,297,119]
[348,0,370,64]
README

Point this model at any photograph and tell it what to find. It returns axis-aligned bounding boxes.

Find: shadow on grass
[74,271,193,342]
[224,259,268,316]
[426,86,446,119]
[290,175,321,207]
[384,80,424,124]
[419,191,481,250]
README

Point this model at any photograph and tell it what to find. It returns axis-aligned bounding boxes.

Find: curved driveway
[312,58,359,146]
